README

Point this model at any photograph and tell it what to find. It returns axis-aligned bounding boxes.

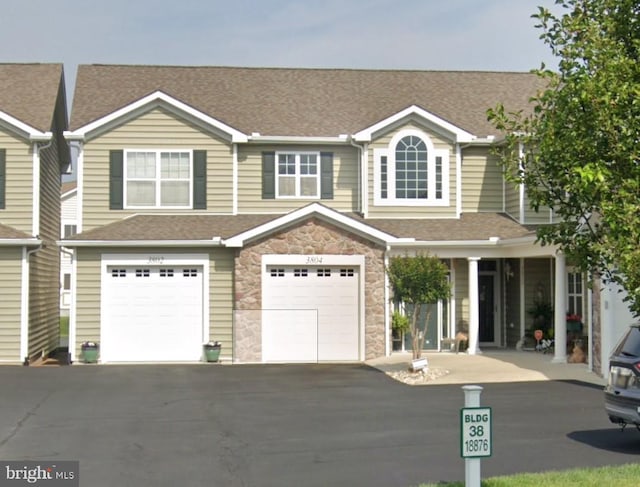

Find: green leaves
[387,253,451,306]
[489,0,640,315]
[387,253,451,359]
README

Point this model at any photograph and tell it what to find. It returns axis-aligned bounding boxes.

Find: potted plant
[81,341,99,363]
[204,341,222,362]
[527,299,553,338]
[391,310,410,351]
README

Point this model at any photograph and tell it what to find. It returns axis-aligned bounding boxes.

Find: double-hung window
[277,152,320,198]
[374,130,449,206]
[567,269,584,317]
[125,150,191,208]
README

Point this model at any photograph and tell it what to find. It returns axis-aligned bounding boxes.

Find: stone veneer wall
[234,218,386,362]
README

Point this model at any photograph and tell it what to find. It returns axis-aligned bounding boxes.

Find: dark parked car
[605,323,640,431]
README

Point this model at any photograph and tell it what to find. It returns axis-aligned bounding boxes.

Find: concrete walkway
[366,349,607,386]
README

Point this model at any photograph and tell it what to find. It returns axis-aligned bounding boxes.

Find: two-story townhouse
[0,63,69,364]
[62,65,591,369]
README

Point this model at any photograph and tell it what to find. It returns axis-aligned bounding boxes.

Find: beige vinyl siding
[0,130,34,233]
[209,249,234,358]
[82,108,233,232]
[74,248,101,350]
[504,178,555,224]
[523,194,554,224]
[0,247,24,361]
[28,140,62,360]
[461,147,503,212]
[367,121,458,218]
[237,144,359,213]
[74,247,235,359]
[504,180,520,221]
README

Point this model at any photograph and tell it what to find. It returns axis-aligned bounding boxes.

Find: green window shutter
[320,152,333,199]
[262,152,276,199]
[109,150,124,210]
[193,150,207,209]
[0,149,5,209]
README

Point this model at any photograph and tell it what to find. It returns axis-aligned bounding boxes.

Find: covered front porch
[387,246,589,366]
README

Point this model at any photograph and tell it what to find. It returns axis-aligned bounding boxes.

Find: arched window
[374,129,449,206]
[395,135,428,199]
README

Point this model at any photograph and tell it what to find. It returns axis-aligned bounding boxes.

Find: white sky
[1,0,560,104]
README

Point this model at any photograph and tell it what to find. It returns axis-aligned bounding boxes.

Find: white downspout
[74,142,84,233]
[232,143,238,215]
[456,143,462,218]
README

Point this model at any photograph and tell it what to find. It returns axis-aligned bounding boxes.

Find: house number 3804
[306,256,323,264]
[148,257,164,264]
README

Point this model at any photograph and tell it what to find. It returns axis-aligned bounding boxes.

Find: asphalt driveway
[0,364,638,487]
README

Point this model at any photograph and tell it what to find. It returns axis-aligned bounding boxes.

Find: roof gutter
[458,135,496,149]
[388,236,503,248]
[57,238,224,248]
[246,134,350,144]
[0,238,42,247]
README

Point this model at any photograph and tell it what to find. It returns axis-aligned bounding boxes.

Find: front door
[479,275,495,342]
[478,260,500,346]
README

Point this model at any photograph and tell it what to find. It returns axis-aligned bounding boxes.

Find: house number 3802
[306,256,323,264]
[148,257,164,264]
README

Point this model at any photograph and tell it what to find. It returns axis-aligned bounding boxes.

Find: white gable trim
[0,110,52,141]
[64,90,248,143]
[224,203,410,247]
[353,105,475,143]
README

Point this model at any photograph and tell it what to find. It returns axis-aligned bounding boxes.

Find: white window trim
[373,129,450,207]
[566,267,584,318]
[124,149,193,209]
[275,151,321,199]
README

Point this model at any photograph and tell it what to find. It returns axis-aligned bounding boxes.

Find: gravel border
[386,367,450,385]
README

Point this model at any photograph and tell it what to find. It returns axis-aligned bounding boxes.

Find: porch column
[553,251,567,363]
[467,257,481,355]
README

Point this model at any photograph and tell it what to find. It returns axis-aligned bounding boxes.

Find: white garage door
[102,266,204,362]
[262,266,360,362]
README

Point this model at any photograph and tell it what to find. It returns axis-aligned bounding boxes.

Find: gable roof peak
[70,65,544,138]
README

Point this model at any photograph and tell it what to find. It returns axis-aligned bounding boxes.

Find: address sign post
[460,385,492,487]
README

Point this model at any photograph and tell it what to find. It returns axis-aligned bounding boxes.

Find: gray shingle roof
[70,65,545,137]
[61,180,77,195]
[0,63,65,132]
[65,214,278,241]
[64,212,535,243]
[0,222,37,240]
[354,213,537,241]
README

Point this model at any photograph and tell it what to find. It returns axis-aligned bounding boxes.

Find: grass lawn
[419,463,640,486]
[60,316,69,337]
